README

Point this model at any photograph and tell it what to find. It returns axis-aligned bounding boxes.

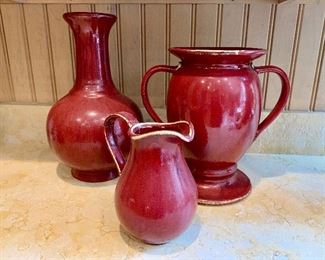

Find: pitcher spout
[130,121,194,143]
[104,112,194,174]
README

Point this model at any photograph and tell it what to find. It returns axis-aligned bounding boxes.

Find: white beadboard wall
[0,2,324,112]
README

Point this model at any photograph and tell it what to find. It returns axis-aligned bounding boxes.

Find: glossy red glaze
[46,12,142,182]
[141,47,290,205]
[104,112,197,244]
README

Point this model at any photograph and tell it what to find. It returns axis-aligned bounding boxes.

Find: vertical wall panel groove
[195,4,217,47]
[221,4,245,47]
[24,4,55,103]
[140,3,146,101]
[0,5,15,101]
[314,18,325,111]
[69,4,92,83]
[315,57,325,111]
[169,4,192,65]
[119,4,142,106]
[246,4,271,49]
[287,4,304,110]
[47,4,73,99]
[164,3,171,99]
[241,4,250,47]
[44,5,57,102]
[144,4,166,108]
[265,3,297,110]
[262,4,277,109]
[190,4,197,47]
[21,5,37,102]
[95,4,120,91]
[246,4,271,110]
[215,4,223,47]
[167,4,192,104]
[67,4,75,81]
[310,19,325,111]
[2,4,33,102]
[140,4,146,77]
[289,3,324,110]
[116,4,124,93]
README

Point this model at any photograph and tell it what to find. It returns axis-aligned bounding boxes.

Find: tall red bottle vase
[47,12,142,182]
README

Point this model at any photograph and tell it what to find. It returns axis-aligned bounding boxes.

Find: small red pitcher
[104,112,197,244]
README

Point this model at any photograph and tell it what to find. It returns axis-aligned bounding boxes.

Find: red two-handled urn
[141,47,290,205]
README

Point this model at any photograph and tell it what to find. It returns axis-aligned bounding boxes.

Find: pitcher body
[104,112,197,244]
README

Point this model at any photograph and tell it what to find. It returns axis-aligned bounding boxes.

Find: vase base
[71,168,119,182]
[195,169,251,205]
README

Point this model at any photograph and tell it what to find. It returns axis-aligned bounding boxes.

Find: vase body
[141,47,290,205]
[46,12,142,182]
[104,112,197,244]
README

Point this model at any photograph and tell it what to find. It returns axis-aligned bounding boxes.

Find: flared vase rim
[169,47,267,56]
[63,12,117,21]
[129,121,194,143]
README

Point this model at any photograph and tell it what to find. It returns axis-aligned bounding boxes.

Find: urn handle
[104,112,138,174]
[254,65,290,139]
[141,65,178,122]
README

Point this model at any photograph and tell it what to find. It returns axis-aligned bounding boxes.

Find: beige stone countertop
[1,143,325,259]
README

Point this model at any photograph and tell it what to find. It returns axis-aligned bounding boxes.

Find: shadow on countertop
[2,143,324,191]
[119,215,201,256]
[56,163,118,188]
[0,143,56,162]
[239,153,325,189]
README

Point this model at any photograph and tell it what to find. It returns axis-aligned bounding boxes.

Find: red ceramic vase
[46,12,142,182]
[104,112,197,244]
[141,47,290,205]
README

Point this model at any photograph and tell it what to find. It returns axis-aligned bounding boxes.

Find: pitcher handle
[104,112,138,174]
[141,65,178,122]
[254,65,290,139]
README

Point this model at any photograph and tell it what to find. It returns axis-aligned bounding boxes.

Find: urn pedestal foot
[188,162,251,205]
[71,168,118,182]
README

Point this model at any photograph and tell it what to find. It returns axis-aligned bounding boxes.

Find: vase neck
[64,12,116,89]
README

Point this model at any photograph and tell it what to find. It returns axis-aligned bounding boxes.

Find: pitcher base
[71,168,118,182]
[195,169,251,205]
